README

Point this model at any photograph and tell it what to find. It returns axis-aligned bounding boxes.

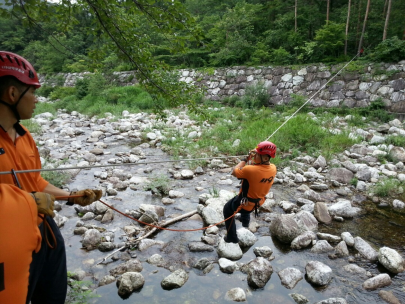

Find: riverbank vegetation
[33,82,394,170]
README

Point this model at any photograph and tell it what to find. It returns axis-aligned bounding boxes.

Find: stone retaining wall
[39,61,405,111]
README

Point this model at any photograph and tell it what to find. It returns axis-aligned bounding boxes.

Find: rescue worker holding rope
[0,184,55,303]
[0,51,102,304]
[223,141,277,243]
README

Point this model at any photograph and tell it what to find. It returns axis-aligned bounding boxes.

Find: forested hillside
[1,0,404,75]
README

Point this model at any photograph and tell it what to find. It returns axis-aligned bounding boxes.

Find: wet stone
[188,242,214,252]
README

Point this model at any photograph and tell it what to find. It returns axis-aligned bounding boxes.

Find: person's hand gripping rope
[68,189,103,206]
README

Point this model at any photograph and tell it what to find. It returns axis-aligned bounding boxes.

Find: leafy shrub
[271,47,293,65]
[367,36,405,63]
[75,78,90,99]
[241,81,269,109]
[87,72,107,97]
[49,87,77,101]
[36,85,55,98]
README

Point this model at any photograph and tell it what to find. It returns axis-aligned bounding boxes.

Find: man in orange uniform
[0,51,102,304]
[223,141,277,243]
[0,184,55,304]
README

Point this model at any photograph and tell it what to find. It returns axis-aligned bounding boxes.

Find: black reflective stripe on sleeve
[0,262,4,291]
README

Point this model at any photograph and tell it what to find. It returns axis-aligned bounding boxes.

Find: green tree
[314,21,345,59]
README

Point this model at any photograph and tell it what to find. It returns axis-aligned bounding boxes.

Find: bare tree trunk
[345,0,352,55]
[383,0,392,41]
[326,0,330,24]
[383,0,388,18]
[358,0,371,54]
[356,0,363,51]
[295,0,298,32]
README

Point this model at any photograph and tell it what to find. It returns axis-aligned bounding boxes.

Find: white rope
[0,155,245,175]
[265,53,360,141]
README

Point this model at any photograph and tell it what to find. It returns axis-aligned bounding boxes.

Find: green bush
[271,47,293,65]
[36,85,55,98]
[49,87,77,101]
[87,72,107,97]
[75,78,90,99]
[367,36,405,63]
[144,174,171,196]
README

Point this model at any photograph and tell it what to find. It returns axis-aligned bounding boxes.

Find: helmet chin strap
[0,87,30,123]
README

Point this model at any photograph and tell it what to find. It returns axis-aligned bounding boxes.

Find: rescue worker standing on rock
[223,141,277,244]
[0,51,102,304]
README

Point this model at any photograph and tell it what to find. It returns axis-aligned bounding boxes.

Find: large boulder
[161,269,189,290]
[378,247,404,274]
[305,261,333,286]
[247,257,273,288]
[116,272,145,298]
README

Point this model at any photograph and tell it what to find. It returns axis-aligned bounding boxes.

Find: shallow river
[56,142,405,304]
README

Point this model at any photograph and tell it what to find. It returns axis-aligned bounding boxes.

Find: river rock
[247,257,273,288]
[217,239,243,260]
[147,254,165,267]
[180,169,194,179]
[253,246,273,258]
[161,269,189,290]
[328,200,362,218]
[333,241,349,257]
[236,228,257,247]
[101,208,114,223]
[291,231,317,250]
[389,146,405,162]
[82,229,102,250]
[317,232,341,243]
[218,258,237,274]
[269,214,302,243]
[314,298,347,304]
[138,239,164,251]
[327,168,354,184]
[116,272,145,297]
[168,190,184,198]
[98,275,115,287]
[378,247,404,273]
[225,287,246,302]
[314,202,332,224]
[362,273,392,290]
[278,267,303,289]
[201,206,223,226]
[378,290,401,304]
[188,242,214,252]
[311,240,334,253]
[354,237,378,261]
[305,261,333,286]
[110,259,143,276]
[343,264,367,277]
[289,293,309,304]
[341,232,355,246]
[194,258,212,270]
[98,242,115,252]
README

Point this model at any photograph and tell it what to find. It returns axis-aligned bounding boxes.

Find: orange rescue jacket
[0,184,42,304]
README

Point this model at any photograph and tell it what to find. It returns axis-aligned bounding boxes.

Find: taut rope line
[265,52,361,141]
[0,155,245,176]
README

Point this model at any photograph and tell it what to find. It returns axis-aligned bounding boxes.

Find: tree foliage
[0,0,404,108]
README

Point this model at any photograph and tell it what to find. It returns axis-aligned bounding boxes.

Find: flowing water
[54,141,405,303]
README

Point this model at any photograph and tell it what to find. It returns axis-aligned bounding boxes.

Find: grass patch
[144,174,171,196]
[22,119,42,134]
[371,178,405,200]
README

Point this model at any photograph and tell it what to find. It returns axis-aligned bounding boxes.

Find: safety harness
[239,178,262,217]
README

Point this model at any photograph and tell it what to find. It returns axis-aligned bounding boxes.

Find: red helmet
[256,141,276,158]
[0,51,41,88]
